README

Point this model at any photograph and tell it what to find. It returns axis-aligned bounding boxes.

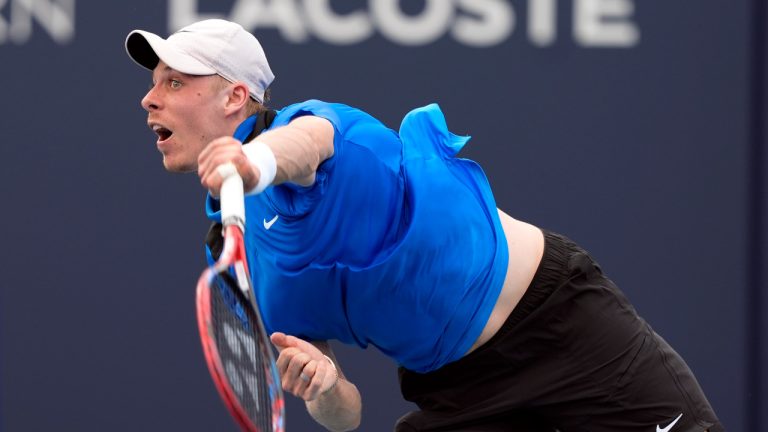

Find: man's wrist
[321,354,339,396]
[242,141,276,194]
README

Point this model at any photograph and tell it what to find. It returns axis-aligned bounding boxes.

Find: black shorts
[396,231,723,432]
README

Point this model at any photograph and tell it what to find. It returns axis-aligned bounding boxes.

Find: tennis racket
[196,163,285,432]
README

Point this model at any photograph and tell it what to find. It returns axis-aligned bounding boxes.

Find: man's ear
[224,82,250,115]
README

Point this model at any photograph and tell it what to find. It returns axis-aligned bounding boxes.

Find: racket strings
[211,272,274,431]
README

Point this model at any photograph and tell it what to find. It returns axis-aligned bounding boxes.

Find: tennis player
[126,19,724,432]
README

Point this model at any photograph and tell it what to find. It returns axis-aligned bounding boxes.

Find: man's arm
[256,115,335,187]
[198,115,335,195]
[271,333,362,431]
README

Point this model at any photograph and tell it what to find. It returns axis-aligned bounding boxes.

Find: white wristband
[242,141,277,195]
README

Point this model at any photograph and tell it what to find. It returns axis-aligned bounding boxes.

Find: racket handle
[217,163,246,230]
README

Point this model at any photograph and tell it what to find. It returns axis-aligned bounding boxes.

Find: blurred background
[1,0,765,430]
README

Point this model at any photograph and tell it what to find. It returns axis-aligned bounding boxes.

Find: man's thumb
[270,332,292,351]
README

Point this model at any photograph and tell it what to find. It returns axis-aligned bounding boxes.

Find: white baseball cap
[125,19,274,103]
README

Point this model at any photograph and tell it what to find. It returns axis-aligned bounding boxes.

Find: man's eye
[170,80,182,89]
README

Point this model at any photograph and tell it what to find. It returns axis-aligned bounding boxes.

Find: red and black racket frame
[195,164,285,432]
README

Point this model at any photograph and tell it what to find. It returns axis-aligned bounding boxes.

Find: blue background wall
[1,1,764,430]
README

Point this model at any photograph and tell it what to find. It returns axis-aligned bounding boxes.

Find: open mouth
[151,124,174,142]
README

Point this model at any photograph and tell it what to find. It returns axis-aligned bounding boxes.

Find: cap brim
[125,30,216,75]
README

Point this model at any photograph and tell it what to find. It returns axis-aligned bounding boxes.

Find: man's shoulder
[273,100,378,131]
[277,99,357,115]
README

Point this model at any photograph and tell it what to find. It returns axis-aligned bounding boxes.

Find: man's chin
[162,157,195,173]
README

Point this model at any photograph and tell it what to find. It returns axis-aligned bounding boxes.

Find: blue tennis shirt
[206,100,508,373]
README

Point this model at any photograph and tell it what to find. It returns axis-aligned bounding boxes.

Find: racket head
[196,228,284,432]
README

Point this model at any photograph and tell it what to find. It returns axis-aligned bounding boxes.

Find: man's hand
[197,136,259,197]
[271,332,338,402]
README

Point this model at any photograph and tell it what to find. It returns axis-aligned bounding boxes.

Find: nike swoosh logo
[657,413,683,432]
[263,214,279,230]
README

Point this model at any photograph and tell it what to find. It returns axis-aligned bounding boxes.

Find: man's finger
[303,362,325,400]
[287,352,312,379]
[275,347,305,387]
[270,332,289,351]
[271,332,310,351]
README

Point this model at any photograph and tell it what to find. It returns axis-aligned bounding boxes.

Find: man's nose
[141,85,161,112]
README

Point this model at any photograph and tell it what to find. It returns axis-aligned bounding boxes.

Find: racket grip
[217,163,246,229]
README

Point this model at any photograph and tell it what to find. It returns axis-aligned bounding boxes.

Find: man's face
[142,61,230,172]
